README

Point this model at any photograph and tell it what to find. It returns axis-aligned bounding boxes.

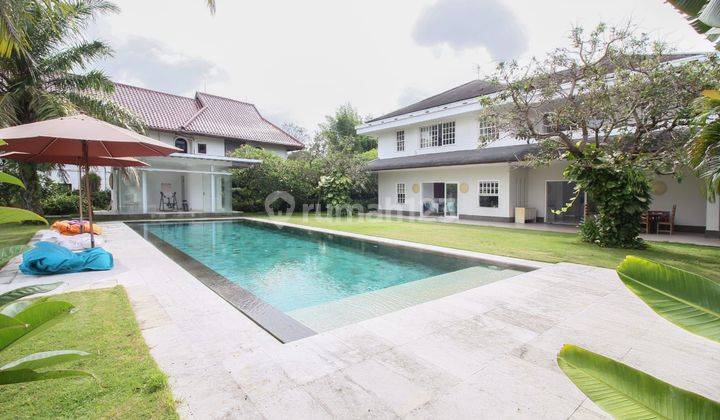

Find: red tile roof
[111,83,304,150]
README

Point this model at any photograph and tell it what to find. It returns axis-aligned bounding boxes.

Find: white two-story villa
[358,56,720,237]
[53,83,304,215]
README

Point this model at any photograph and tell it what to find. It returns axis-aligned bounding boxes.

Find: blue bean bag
[19,241,114,276]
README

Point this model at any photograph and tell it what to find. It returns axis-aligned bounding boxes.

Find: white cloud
[412,0,528,61]
[99,36,228,96]
[86,0,713,130]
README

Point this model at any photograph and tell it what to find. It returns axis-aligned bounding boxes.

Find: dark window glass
[175,138,188,153]
[198,144,207,154]
[479,196,499,208]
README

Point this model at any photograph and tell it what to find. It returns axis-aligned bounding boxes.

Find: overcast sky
[90,0,713,133]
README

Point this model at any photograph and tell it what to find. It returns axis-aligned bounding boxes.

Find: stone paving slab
[1,221,719,419]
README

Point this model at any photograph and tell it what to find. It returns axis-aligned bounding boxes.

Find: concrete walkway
[2,222,719,419]
[367,213,720,247]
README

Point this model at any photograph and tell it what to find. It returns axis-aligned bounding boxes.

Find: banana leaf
[617,256,720,343]
[1,350,90,371]
[557,344,720,418]
[0,245,31,268]
[0,282,62,306]
[0,207,47,225]
[0,300,74,351]
[0,172,25,189]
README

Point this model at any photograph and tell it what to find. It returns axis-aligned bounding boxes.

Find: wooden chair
[640,212,650,234]
[657,205,676,235]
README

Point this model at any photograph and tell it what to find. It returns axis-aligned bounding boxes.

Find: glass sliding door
[546,181,585,224]
[445,183,458,217]
[422,182,457,217]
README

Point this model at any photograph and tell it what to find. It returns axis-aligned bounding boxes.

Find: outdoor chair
[640,212,650,234]
[159,191,178,211]
[657,205,676,235]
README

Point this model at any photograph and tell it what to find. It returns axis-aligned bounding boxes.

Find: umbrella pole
[82,141,95,248]
[77,163,84,231]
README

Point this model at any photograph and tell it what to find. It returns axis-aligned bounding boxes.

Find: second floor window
[396,131,405,151]
[397,183,406,204]
[478,116,499,146]
[420,121,455,148]
[175,137,188,153]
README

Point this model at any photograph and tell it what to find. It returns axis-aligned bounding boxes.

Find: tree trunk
[17,162,44,215]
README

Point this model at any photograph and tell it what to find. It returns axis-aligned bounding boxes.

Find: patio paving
[2,221,719,419]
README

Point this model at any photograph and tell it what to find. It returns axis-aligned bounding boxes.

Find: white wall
[378,163,513,220]
[707,200,719,233]
[375,111,526,160]
[525,162,708,227]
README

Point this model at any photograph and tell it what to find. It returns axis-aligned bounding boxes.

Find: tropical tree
[663,1,720,196]
[488,23,720,248]
[666,0,720,48]
[313,104,377,155]
[0,0,143,214]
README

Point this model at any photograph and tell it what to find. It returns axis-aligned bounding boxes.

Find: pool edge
[242,217,548,272]
[126,222,317,343]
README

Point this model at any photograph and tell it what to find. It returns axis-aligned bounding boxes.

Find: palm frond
[65,91,146,132]
[41,40,112,73]
[49,69,114,93]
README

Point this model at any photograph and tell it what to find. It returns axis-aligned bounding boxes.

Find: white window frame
[396,130,405,151]
[420,121,455,148]
[478,180,500,208]
[397,183,406,204]
[478,116,499,145]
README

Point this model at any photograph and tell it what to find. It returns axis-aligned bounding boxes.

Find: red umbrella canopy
[0,114,180,157]
[0,152,149,167]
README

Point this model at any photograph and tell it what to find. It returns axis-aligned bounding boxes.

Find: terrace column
[141,171,148,213]
[210,165,216,212]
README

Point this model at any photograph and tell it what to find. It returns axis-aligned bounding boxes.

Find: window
[396,131,405,151]
[479,181,499,208]
[397,183,406,204]
[197,143,207,154]
[441,122,455,145]
[478,116,499,146]
[175,137,188,153]
[420,121,455,148]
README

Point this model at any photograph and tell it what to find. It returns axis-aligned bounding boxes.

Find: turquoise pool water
[141,220,482,312]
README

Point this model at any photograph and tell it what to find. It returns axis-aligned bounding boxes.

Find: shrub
[579,215,600,244]
[42,192,78,215]
[564,146,651,249]
[81,172,101,193]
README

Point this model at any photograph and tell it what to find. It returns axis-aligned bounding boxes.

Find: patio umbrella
[0,115,180,247]
[0,152,147,228]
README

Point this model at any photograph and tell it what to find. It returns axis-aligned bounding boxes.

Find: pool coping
[242,217,550,272]
[126,217,546,344]
[126,222,317,343]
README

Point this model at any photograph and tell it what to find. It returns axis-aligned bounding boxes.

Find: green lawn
[0,223,43,247]
[0,287,177,419]
[260,215,720,281]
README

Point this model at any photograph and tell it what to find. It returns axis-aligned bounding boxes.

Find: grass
[0,222,43,247]
[259,214,720,282]
[0,287,177,419]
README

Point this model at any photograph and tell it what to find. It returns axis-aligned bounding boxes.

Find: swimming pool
[130,219,526,341]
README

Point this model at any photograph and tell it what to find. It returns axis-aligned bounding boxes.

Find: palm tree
[689,90,720,196]
[665,1,720,195]
[667,0,720,48]
[0,0,143,213]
